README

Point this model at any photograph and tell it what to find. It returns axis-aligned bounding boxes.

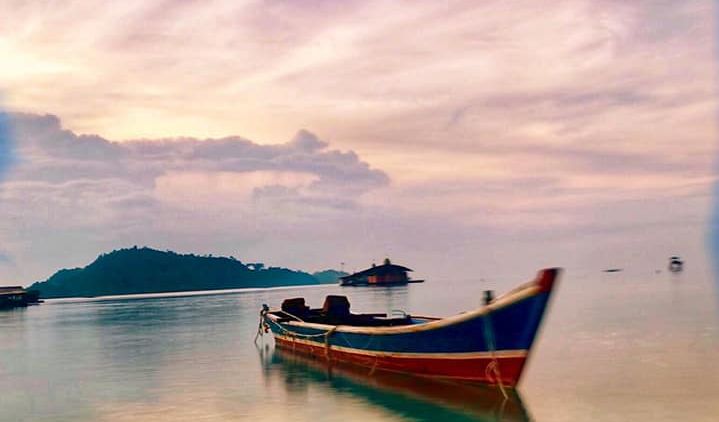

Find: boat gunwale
[266,269,555,336]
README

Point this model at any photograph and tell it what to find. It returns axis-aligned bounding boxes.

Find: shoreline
[44,283,335,304]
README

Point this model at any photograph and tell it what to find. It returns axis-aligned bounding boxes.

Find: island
[27,247,347,299]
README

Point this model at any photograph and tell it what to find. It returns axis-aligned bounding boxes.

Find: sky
[0,0,716,285]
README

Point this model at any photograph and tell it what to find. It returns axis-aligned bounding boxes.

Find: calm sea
[1,265,718,421]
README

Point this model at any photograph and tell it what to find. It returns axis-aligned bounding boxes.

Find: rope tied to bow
[482,311,508,399]
[254,304,271,344]
[323,326,337,360]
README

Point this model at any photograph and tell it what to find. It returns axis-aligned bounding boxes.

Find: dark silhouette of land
[27,247,347,299]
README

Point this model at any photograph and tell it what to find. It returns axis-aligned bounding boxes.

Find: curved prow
[536,267,561,293]
[508,267,561,386]
[492,267,561,304]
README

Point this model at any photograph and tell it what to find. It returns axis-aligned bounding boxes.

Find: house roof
[0,286,27,296]
[340,262,413,279]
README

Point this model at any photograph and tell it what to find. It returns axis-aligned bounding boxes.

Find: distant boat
[339,258,424,286]
[260,268,561,387]
[668,256,683,273]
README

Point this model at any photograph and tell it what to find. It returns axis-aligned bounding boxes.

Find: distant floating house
[0,286,41,309]
[340,258,424,286]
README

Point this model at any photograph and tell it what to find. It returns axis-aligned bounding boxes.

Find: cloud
[5,112,387,191]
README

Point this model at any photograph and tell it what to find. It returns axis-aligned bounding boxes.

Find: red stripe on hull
[274,337,527,387]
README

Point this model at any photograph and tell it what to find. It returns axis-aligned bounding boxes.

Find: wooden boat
[260,267,560,387]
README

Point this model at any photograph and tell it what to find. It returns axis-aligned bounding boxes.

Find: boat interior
[272,296,421,327]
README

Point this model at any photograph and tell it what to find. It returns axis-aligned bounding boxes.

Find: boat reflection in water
[259,346,531,422]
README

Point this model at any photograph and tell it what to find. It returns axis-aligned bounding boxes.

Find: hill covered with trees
[28,247,346,298]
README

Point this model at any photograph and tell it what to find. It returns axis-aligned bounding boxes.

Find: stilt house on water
[340,258,424,286]
[0,286,41,309]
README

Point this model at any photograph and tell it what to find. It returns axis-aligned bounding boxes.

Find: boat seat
[322,295,351,323]
[281,297,310,320]
[312,296,413,326]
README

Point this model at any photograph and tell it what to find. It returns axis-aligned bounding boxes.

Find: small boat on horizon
[259,268,560,388]
[669,256,683,273]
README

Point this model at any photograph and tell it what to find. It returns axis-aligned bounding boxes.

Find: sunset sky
[0,0,716,284]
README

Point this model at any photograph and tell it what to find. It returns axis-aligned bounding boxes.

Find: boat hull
[274,335,528,385]
[265,268,560,387]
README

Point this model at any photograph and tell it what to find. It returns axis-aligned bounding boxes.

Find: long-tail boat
[259,267,560,387]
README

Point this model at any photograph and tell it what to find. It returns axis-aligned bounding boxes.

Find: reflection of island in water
[260,347,531,422]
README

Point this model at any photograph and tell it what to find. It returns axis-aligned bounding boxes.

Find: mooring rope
[324,326,338,360]
[482,313,508,399]
[254,305,271,344]
[262,314,339,361]
[265,316,334,339]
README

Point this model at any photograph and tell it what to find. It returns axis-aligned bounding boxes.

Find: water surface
[1,266,717,421]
